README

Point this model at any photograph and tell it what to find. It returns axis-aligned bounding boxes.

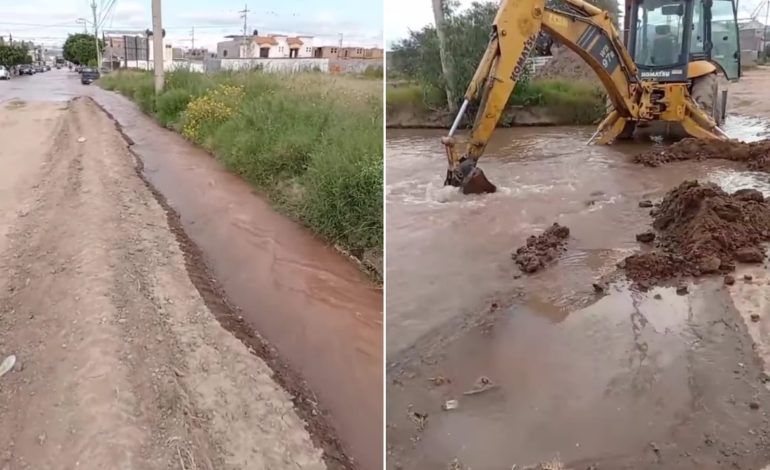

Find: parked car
[0,66,10,80]
[80,67,100,85]
[18,65,34,75]
[45,65,51,71]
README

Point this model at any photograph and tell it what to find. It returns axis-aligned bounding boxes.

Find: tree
[63,33,104,65]
[391,2,501,109]
[432,0,459,112]
[0,44,31,67]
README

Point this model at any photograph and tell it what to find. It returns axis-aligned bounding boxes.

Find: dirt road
[0,98,325,469]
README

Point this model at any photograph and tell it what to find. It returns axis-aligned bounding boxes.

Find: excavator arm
[443,0,725,194]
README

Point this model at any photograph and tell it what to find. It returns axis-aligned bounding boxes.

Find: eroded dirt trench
[387,67,770,469]
[0,98,326,469]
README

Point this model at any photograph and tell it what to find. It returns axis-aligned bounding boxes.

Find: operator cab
[627,0,740,81]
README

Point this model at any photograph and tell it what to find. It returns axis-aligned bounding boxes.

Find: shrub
[99,70,383,257]
[155,89,192,128]
[181,84,245,142]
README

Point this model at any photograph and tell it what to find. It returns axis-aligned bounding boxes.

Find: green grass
[509,79,606,124]
[99,69,383,264]
[386,83,444,113]
[386,78,605,125]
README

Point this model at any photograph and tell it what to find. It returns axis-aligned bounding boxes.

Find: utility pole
[191,26,195,51]
[765,0,770,58]
[91,1,101,67]
[239,4,250,57]
[338,33,343,57]
[152,0,164,92]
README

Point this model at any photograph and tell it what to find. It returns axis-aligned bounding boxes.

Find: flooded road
[386,116,770,468]
[387,123,769,357]
[90,91,383,469]
[1,69,383,469]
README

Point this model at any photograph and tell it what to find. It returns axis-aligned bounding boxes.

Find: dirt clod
[639,200,654,208]
[636,231,656,243]
[745,274,754,281]
[724,275,736,285]
[513,223,570,273]
[750,401,760,410]
[676,285,689,295]
[622,181,770,286]
[751,314,761,322]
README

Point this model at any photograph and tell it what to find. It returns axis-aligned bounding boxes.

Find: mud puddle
[386,118,770,469]
[89,90,382,469]
[388,280,770,469]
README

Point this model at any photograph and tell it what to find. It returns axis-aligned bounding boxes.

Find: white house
[217,33,314,59]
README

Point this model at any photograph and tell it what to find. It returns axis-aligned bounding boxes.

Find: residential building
[314,46,383,59]
[185,48,214,60]
[738,19,767,56]
[217,31,314,59]
[103,31,172,69]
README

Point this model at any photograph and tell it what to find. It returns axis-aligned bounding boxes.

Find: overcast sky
[385,0,768,47]
[0,0,384,50]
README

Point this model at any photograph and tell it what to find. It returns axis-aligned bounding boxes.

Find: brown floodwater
[386,120,770,358]
[386,119,770,469]
[89,88,383,470]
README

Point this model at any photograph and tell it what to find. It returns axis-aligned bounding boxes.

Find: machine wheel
[691,72,722,126]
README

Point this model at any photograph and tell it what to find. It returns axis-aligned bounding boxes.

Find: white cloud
[1,0,382,50]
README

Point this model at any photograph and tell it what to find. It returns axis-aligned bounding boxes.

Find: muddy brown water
[85,89,383,469]
[386,121,770,469]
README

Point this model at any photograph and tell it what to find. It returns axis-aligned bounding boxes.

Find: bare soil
[534,46,599,83]
[0,98,326,469]
[621,180,770,287]
[512,223,570,273]
[634,137,770,171]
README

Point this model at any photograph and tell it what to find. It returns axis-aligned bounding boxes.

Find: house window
[223,49,228,57]
[260,47,269,58]
[331,47,337,54]
[306,47,311,53]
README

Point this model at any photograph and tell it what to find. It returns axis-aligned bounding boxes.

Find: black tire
[691,72,722,126]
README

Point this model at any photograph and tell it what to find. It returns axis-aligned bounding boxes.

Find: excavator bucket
[442,136,497,194]
[462,167,497,194]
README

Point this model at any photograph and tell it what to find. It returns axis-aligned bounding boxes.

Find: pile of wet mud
[634,138,770,171]
[513,223,570,273]
[622,180,770,286]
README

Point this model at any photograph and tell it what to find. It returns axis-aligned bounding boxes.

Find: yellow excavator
[443,0,741,194]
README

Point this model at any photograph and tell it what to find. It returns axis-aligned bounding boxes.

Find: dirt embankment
[0,98,326,469]
[386,104,571,129]
[634,138,770,171]
[534,46,598,83]
[621,181,770,287]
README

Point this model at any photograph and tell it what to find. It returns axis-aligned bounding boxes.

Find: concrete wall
[219,58,329,73]
[217,40,241,59]
[170,60,205,73]
[328,58,383,74]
